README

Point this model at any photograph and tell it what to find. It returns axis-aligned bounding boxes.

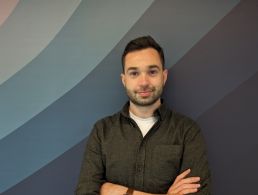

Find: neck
[129,99,161,118]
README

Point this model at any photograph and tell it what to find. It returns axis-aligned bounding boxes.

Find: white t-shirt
[129,111,158,137]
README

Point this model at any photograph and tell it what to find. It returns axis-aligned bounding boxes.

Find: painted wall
[0,1,257,194]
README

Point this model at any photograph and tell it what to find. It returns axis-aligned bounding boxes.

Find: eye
[128,71,139,78]
[148,69,159,76]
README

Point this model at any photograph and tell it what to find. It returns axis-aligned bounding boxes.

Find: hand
[100,182,127,195]
[167,169,201,195]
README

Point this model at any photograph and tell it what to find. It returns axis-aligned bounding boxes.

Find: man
[75,36,211,195]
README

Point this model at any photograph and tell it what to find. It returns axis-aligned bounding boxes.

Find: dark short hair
[121,35,165,72]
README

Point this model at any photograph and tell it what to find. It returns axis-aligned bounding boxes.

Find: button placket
[134,141,146,189]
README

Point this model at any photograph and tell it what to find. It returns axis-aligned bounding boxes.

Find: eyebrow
[148,65,161,70]
[126,67,138,73]
[126,65,161,72]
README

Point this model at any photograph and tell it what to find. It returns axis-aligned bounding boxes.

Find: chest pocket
[151,145,183,183]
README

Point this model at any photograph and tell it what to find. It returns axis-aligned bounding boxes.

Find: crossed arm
[100,169,201,195]
[75,121,211,195]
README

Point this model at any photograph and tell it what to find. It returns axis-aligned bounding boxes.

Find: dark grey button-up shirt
[75,102,211,195]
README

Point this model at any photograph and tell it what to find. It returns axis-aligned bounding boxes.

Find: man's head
[121,36,168,107]
[122,36,165,72]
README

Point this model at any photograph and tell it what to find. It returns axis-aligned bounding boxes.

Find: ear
[163,69,168,85]
[121,73,126,87]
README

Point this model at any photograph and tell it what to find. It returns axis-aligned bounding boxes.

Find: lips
[137,90,152,97]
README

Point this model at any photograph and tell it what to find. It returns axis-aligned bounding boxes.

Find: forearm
[75,125,106,195]
[100,182,165,195]
[180,124,211,194]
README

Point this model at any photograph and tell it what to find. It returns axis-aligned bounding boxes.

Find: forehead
[124,48,162,70]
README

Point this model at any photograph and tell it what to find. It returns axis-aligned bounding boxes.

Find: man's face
[121,48,168,107]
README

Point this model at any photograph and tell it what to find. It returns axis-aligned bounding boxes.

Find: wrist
[123,188,134,195]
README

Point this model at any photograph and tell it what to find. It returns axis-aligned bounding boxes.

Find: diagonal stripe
[0,0,19,27]
[117,0,240,69]
[0,0,81,85]
[164,0,258,119]
[1,138,88,195]
[197,71,258,194]
[0,0,154,141]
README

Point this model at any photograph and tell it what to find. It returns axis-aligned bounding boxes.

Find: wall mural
[1,1,257,195]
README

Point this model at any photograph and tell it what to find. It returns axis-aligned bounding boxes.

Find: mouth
[137,90,152,97]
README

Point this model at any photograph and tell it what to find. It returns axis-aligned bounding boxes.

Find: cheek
[124,79,135,89]
[160,75,167,85]
[124,77,136,84]
[151,78,164,86]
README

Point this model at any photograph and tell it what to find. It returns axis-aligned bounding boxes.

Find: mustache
[136,86,155,92]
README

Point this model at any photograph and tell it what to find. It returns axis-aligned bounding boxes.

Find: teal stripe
[0,0,154,141]
[0,0,81,85]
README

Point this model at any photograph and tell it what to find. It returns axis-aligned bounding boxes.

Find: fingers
[168,182,201,195]
[168,169,201,195]
[174,169,191,183]
[178,187,199,194]
[173,176,200,189]
[173,183,201,194]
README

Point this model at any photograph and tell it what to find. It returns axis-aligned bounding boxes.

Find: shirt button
[137,165,143,172]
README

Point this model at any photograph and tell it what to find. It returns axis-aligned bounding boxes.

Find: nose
[138,73,149,86]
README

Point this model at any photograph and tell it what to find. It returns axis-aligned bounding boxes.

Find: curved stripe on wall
[124,0,241,69]
[0,0,154,141]
[2,138,88,195]
[0,0,19,27]
[0,0,81,85]
[164,0,258,119]
[197,71,258,194]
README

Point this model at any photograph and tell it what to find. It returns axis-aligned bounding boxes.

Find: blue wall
[1,1,257,195]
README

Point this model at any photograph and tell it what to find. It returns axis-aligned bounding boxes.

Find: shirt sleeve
[75,123,106,195]
[180,121,212,195]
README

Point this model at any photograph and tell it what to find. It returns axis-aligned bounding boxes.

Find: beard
[125,85,163,107]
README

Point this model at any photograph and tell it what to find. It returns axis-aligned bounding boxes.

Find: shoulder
[89,111,122,138]
[94,112,121,129]
[165,109,201,137]
[172,110,199,128]
[160,103,198,129]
